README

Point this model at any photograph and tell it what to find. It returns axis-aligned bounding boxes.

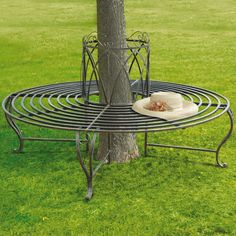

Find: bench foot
[85,183,93,200]
[13,139,24,153]
[216,161,228,168]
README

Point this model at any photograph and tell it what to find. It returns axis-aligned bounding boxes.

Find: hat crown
[150,92,183,110]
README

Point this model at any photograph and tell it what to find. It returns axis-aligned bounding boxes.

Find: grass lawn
[1,0,236,235]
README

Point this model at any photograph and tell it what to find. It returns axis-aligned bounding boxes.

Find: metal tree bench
[2,32,234,199]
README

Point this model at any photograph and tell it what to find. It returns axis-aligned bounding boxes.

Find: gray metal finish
[2,80,234,199]
[2,80,232,133]
[2,32,234,199]
[144,109,234,168]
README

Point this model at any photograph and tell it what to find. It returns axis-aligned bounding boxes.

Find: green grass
[1,0,236,235]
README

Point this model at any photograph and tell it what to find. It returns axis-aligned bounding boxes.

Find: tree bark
[96,0,139,162]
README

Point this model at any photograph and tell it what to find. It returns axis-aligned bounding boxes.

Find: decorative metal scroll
[81,31,150,104]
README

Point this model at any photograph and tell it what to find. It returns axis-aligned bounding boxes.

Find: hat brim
[132,97,198,120]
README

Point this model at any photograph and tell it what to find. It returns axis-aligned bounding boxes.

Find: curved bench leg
[76,132,110,200]
[85,133,89,153]
[5,97,24,153]
[76,132,95,200]
[215,109,234,168]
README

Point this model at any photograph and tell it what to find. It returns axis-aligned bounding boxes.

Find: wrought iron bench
[2,32,234,199]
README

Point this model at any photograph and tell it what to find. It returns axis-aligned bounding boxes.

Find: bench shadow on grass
[4,141,223,170]
[146,149,222,168]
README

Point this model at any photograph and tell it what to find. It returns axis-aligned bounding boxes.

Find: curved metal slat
[2,80,229,133]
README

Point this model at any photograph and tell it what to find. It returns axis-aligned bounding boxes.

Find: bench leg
[76,132,95,200]
[76,132,109,200]
[5,97,24,153]
[215,109,234,168]
[144,109,234,168]
[144,132,148,157]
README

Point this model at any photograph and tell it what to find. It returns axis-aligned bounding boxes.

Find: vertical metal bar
[108,132,111,163]
[86,133,89,152]
[82,41,87,100]
[144,132,148,157]
[5,97,24,153]
[215,109,234,168]
[76,132,93,200]
[85,132,97,200]
[146,48,150,97]
[76,132,89,178]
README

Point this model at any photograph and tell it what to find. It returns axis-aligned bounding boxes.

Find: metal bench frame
[2,32,234,200]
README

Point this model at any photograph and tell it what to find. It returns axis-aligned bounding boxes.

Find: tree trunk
[96,0,139,162]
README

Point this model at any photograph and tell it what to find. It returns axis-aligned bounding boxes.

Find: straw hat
[132,92,198,120]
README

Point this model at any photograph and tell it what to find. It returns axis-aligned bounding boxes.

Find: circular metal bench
[2,80,233,199]
[2,33,234,199]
